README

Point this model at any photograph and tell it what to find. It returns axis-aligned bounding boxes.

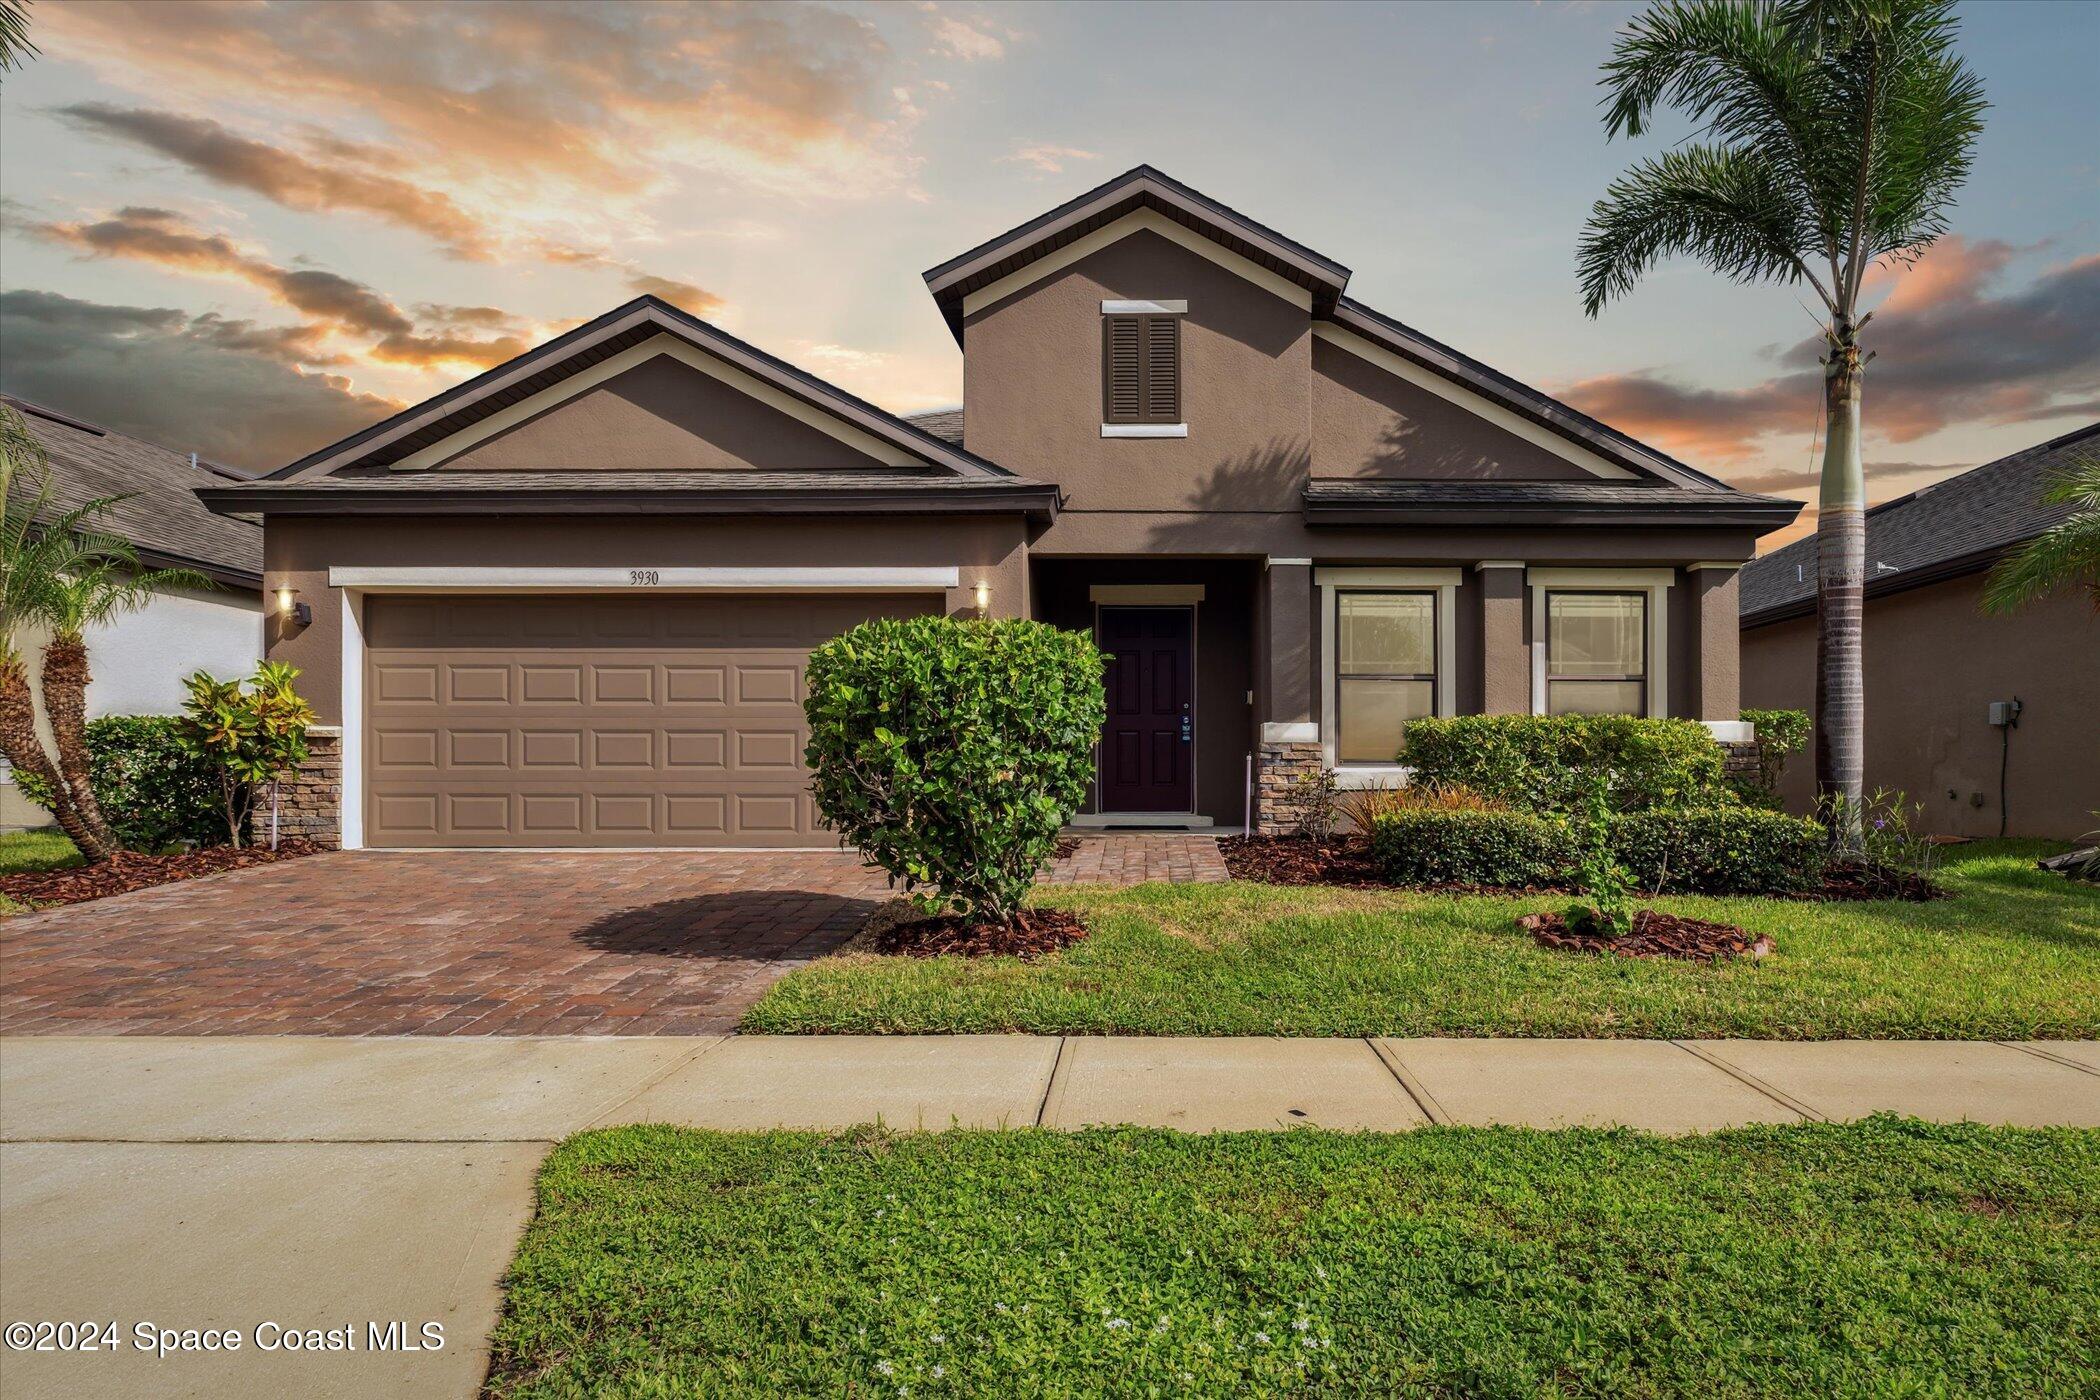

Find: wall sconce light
[973,579,990,616]
[277,586,312,628]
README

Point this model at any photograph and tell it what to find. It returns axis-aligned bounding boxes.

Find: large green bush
[804,616,1106,925]
[1612,808,1827,895]
[1736,707,1812,806]
[1368,809,1574,887]
[1401,714,1735,814]
[10,715,224,850]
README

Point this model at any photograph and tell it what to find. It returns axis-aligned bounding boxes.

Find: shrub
[1737,707,1811,806]
[9,714,222,850]
[1368,809,1573,887]
[1402,714,1735,814]
[1564,777,1634,935]
[175,661,316,848]
[1611,808,1826,895]
[804,616,1106,925]
[1287,766,1343,843]
[1337,781,1504,832]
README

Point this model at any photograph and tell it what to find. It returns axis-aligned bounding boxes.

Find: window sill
[1101,423,1188,439]
[1332,765,1413,790]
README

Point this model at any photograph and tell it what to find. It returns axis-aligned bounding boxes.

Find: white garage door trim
[335,572,959,849]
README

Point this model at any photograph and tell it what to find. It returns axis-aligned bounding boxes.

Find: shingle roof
[1302,477,1801,528]
[904,407,964,444]
[4,395,262,586]
[1739,422,2099,624]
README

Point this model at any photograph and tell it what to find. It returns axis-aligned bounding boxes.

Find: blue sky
[2,1,2094,546]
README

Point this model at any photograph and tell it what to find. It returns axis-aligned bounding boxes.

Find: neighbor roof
[261,295,1013,483]
[1740,421,2100,625]
[4,395,262,588]
[1303,478,1801,529]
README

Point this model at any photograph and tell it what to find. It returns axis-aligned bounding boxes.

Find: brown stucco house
[1741,422,2099,840]
[198,166,1799,849]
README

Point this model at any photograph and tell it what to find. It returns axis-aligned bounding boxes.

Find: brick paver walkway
[0,850,889,1036]
[1043,834,1229,886]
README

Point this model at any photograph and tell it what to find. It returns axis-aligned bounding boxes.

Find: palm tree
[1577,0,1986,843]
[0,1,38,76]
[1982,442,2100,614]
[1,405,209,861]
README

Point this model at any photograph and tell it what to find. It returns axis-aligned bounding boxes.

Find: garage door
[363,593,935,847]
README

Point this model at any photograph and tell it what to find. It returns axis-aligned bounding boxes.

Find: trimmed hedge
[804,616,1105,924]
[1368,809,1573,888]
[1369,805,1826,894]
[1612,807,1827,894]
[1402,715,1734,814]
[9,715,225,851]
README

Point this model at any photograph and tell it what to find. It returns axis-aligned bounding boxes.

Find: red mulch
[1518,909,1772,963]
[0,840,326,908]
[1809,860,1947,902]
[870,907,1089,960]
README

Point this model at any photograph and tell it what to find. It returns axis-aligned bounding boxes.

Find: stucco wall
[1740,573,2100,839]
[1,584,262,830]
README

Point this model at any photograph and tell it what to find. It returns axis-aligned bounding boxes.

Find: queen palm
[1982,441,2100,615]
[1577,0,1986,843]
[1,406,207,862]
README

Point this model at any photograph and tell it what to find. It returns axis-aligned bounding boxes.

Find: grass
[747,840,2100,1039]
[484,1119,2100,1398]
[0,829,82,916]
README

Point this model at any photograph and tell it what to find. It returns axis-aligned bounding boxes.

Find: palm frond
[1982,453,2100,614]
[1578,144,1822,316]
[0,0,37,75]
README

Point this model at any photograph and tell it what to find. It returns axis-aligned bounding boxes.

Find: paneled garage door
[363,593,935,847]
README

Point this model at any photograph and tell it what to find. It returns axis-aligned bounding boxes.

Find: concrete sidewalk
[4,1035,2095,1399]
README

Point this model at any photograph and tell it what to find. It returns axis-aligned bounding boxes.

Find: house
[197,166,1799,849]
[0,396,264,830]
[1740,422,2099,840]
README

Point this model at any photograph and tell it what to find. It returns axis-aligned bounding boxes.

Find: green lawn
[0,829,81,915]
[484,1120,2100,1398]
[747,840,2100,1039]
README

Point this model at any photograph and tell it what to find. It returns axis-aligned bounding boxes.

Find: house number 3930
[629,569,660,586]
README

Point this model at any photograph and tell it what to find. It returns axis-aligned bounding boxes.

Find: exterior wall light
[277,586,312,628]
[973,579,990,616]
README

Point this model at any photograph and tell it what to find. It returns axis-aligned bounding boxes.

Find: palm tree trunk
[1815,331,1867,849]
[0,652,112,862]
[39,632,119,851]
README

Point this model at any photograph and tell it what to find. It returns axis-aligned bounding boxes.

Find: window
[1334,591,1437,763]
[1544,591,1647,715]
[1102,313,1181,426]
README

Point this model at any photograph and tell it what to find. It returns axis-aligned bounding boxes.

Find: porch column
[1688,562,1742,720]
[1476,561,1527,714]
[1255,560,1320,835]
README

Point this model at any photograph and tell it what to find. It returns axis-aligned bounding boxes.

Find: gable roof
[904,406,964,444]
[262,295,1012,482]
[925,165,1754,494]
[1740,421,2099,625]
[3,394,262,588]
[923,165,1352,339]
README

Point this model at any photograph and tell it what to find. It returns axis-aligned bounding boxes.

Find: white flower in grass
[1106,1318,1131,1331]
[876,1360,894,1376]
[930,1334,945,1345]
[1292,1319,1310,1332]
[1254,1332,1271,1345]
[931,1365,945,1379]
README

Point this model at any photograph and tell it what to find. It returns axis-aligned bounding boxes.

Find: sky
[1,0,2094,550]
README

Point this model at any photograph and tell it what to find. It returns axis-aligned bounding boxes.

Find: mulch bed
[0,840,325,908]
[869,907,1089,960]
[1219,835,1565,895]
[1810,860,1947,902]
[1518,909,1772,964]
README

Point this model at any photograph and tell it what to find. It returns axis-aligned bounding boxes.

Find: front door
[1097,606,1194,812]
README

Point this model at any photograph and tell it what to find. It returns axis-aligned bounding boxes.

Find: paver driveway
[0,850,891,1036]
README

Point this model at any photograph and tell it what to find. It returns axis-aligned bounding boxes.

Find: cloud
[922,7,1011,62]
[0,289,399,470]
[55,103,497,259]
[1001,143,1101,175]
[37,1,926,214]
[32,207,529,370]
[1560,239,2100,463]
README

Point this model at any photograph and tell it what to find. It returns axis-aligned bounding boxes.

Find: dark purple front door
[1098,606,1194,812]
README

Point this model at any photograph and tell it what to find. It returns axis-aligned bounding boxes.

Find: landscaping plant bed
[869,906,1088,960]
[1221,834,1565,895]
[0,840,324,907]
[1518,908,1771,963]
[1810,860,1948,903]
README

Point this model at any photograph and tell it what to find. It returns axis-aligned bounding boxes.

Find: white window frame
[1315,567,1459,784]
[1526,567,1674,718]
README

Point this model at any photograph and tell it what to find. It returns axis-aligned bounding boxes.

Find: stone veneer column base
[1721,739,1761,788]
[274,728,343,848]
[1255,741,1325,836]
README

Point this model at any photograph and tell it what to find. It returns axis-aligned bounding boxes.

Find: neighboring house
[1740,422,2100,840]
[197,165,1798,850]
[0,396,265,830]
